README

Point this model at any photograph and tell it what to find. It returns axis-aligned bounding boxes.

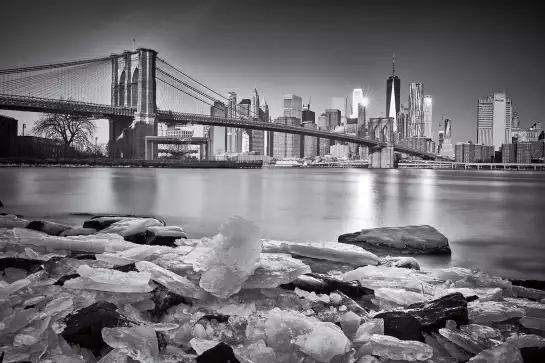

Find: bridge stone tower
[109,48,158,160]
[368,117,395,168]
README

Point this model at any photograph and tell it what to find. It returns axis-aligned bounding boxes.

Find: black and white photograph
[0,1,544,362]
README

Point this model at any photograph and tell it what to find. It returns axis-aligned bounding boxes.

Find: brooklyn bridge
[0,48,442,168]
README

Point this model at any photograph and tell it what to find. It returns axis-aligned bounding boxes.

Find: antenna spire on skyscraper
[392,53,395,77]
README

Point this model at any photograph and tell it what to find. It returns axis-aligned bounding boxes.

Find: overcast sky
[0,0,543,144]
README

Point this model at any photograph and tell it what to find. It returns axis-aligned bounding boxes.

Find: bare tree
[31,113,96,157]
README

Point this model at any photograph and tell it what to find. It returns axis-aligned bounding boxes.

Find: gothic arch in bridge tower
[118,70,126,106]
[131,68,139,108]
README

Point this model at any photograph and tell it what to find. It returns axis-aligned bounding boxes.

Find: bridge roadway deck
[0,94,440,159]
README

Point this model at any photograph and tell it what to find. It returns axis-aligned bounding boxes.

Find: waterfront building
[512,122,543,142]
[283,94,303,120]
[408,82,424,137]
[242,131,250,153]
[423,95,433,139]
[454,142,494,163]
[0,115,18,157]
[209,101,227,157]
[318,138,330,156]
[330,143,349,159]
[272,116,301,158]
[303,122,318,158]
[477,92,513,151]
[325,109,341,129]
[17,136,64,159]
[331,97,349,125]
[386,54,401,119]
[501,141,544,163]
[400,137,434,153]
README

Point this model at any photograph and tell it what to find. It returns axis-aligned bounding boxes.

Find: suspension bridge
[0,48,442,168]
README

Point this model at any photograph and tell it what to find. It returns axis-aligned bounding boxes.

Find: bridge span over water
[0,48,442,167]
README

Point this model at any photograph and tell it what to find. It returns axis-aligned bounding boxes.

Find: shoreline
[0,212,544,362]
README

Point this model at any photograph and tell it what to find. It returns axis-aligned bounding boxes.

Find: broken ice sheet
[135,260,208,299]
[242,253,311,289]
[358,334,433,361]
[63,265,155,293]
[184,217,262,298]
[102,326,159,362]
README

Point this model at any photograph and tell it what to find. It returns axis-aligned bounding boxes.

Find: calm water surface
[1,167,544,280]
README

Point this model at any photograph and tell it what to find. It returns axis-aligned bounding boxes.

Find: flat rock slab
[338,225,451,255]
[405,292,469,334]
[26,220,72,236]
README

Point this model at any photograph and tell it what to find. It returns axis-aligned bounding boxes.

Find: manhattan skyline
[0,0,543,145]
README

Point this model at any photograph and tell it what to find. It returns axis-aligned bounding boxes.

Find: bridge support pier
[134,114,157,160]
[108,116,132,159]
[368,145,395,169]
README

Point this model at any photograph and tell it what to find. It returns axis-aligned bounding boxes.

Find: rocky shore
[0,208,544,363]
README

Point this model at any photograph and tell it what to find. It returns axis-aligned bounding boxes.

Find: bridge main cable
[0,56,113,75]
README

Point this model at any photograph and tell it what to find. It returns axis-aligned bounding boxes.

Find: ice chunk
[468,301,525,324]
[294,322,351,362]
[357,356,379,363]
[264,308,316,351]
[383,256,421,270]
[343,265,437,285]
[429,267,472,283]
[262,239,379,266]
[354,319,384,343]
[184,217,261,298]
[190,338,220,355]
[439,327,490,354]
[99,218,163,237]
[512,285,545,301]
[455,271,512,292]
[375,288,430,306]
[506,334,545,348]
[97,348,129,363]
[242,253,311,289]
[0,214,29,229]
[504,297,545,318]
[63,265,154,293]
[13,228,137,254]
[0,278,31,298]
[236,339,276,363]
[339,311,361,336]
[519,316,545,332]
[358,334,433,361]
[467,342,523,363]
[135,260,208,299]
[459,324,503,342]
[102,326,159,362]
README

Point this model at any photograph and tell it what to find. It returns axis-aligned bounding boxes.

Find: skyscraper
[272,116,301,158]
[331,97,349,125]
[386,54,400,119]
[325,109,341,129]
[512,111,520,128]
[477,92,513,150]
[440,118,454,159]
[408,83,424,137]
[283,94,303,121]
[423,95,433,138]
[209,101,227,156]
[226,92,241,153]
[351,89,364,118]
[249,89,264,154]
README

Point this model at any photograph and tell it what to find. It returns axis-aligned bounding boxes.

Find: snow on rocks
[338,225,451,255]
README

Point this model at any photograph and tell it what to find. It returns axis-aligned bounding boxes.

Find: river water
[1,167,544,280]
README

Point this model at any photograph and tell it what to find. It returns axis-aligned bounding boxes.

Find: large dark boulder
[339,225,451,255]
[196,342,240,363]
[280,273,374,300]
[26,220,71,236]
[374,311,423,342]
[0,201,3,208]
[404,293,469,334]
[61,301,136,357]
[145,226,187,247]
